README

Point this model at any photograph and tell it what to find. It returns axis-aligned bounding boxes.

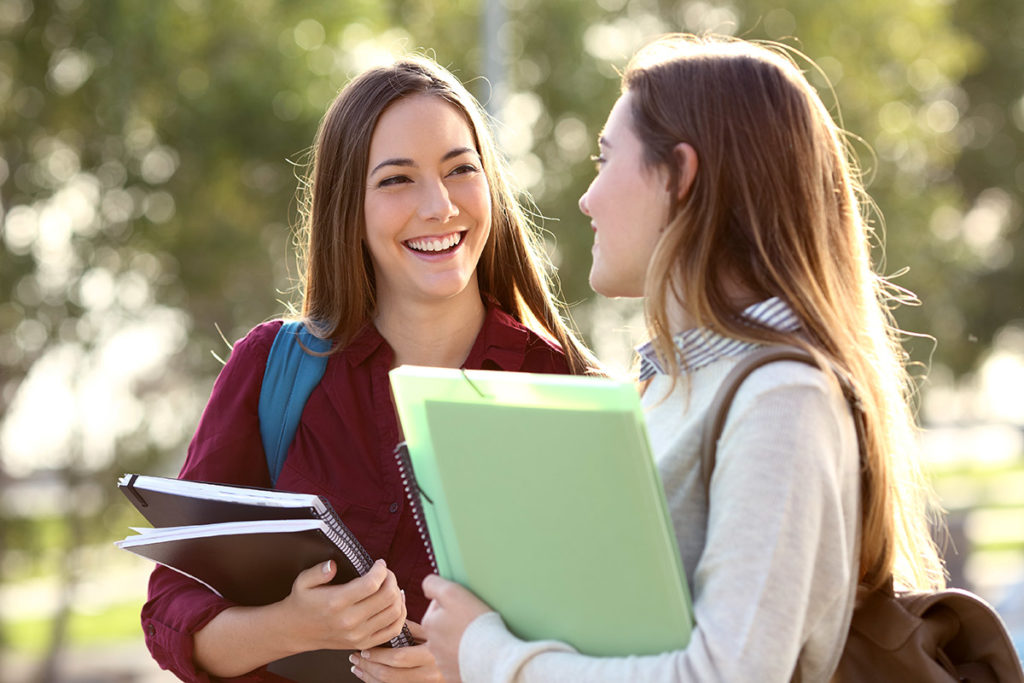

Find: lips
[404,230,465,254]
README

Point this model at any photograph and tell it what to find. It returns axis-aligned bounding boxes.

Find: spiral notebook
[116,474,412,682]
[389,367,693,657]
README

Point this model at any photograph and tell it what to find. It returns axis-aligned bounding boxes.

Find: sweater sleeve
[140,321,290,683]
[457,363,858,683]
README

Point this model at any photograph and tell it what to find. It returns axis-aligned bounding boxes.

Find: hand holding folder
[390,367,693,657]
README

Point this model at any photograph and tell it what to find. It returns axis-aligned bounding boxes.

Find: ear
[671,142,698,200]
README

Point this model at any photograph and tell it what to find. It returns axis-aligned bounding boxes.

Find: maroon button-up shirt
[141,305,572,682]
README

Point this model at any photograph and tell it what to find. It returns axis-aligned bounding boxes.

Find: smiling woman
[363,94,492,364]
[138,55,599,683]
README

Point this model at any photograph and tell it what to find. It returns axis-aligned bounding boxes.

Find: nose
[419,179,459,222]
[579,188,591,217]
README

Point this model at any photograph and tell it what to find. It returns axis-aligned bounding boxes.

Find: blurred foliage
[7,601,142,653]
[1,0,1023,670]
[944,0,1024,373]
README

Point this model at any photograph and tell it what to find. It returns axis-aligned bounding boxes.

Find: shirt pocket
[275,461,398,561]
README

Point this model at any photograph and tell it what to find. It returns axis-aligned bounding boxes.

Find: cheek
[362,196,383,237]
[363,194,407,239]
[453,181,491,231]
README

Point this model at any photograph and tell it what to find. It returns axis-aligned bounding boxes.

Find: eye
[448,163,480,177]
[377,175,412,188]
[590,154,606,172]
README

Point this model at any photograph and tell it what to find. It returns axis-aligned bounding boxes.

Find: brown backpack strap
[700,345,864,498]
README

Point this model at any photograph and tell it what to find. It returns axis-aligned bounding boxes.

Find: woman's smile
[403,230,467,256]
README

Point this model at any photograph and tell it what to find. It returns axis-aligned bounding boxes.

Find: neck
[666,298,694,332]
[664,273,761,333]
[375,286,487,369]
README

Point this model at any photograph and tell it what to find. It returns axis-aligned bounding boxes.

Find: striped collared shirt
[636,297,801,381]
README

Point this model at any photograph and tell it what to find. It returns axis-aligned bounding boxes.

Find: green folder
[389,366,692,657]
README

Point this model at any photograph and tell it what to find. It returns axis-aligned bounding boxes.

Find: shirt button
[146,623,156,636]
[389,502,399,513]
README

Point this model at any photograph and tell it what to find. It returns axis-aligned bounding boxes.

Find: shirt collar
[635,297,801,380]
[462,305,531,371]
[344,321,389,368]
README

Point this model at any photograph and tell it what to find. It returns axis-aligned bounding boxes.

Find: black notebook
[116,473,413,682]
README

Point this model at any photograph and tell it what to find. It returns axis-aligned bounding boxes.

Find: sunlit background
[2,0,1023,680]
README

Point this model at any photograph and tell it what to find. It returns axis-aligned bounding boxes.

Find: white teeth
[407,232,463,252]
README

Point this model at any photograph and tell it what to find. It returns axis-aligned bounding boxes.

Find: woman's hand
[420,574,494,683]
[193,558,407,677]
[349,620,443,682]
[280,558,408,653]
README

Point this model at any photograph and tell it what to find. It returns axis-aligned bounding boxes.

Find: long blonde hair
[625,34,944,590]
[296,56,597,374]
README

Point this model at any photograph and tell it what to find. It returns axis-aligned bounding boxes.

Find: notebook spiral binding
[317,499,372,575]
[393,442,438,574]
[319,499,415,648]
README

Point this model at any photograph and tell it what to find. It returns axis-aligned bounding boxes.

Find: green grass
[5,601,144,654]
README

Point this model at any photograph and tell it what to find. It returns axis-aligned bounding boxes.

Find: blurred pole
[482,0,507,116]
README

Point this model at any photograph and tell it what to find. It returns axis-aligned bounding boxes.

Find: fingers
[419,575,494,683]
[357,593,408,650]
[353,642,435,668]
[421,573,454,602]
[293,555,389,595]
[332,569,407,650]
[404,619,427,643]
[349,643,443,683]
[314,559,394,621]
[341,558,390,599]
[421,574,478,612]
[288,559,406,651]
[292,559,338,592]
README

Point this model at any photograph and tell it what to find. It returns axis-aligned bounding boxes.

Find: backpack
[258,320,330,486]
[701,345,1024,682]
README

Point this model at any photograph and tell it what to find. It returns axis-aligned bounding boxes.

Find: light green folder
[389,366,692,657]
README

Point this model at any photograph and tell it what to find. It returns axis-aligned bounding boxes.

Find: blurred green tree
[941,0,1024,375]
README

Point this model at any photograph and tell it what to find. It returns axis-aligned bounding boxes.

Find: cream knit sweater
[459,353,861,682]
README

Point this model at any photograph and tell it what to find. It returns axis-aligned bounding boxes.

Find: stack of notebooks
[117,474,412,682]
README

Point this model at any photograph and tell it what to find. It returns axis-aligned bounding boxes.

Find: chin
[589,271,615,298]
[418,277,478,303]
[589,275,641,300]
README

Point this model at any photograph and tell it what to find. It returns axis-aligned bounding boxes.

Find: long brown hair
[625,34,944,590]
[295,56,596,374]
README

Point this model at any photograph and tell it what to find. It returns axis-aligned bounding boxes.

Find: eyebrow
[369,147,478,177]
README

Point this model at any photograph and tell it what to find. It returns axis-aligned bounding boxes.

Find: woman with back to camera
[141,55,597,683]
[416,33,946,682]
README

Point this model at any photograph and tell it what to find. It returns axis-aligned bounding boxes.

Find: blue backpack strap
[258,320,330,486]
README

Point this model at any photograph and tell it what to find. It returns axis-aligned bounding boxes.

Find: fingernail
[360,650,370,658]
[348,654,358,665]
[350,665,362,679]
[323,560,332,574]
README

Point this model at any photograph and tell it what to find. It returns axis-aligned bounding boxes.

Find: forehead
[601,92,635,140]
[368,94,477,160]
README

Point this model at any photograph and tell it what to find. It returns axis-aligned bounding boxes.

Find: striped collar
[636,297,801,381]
